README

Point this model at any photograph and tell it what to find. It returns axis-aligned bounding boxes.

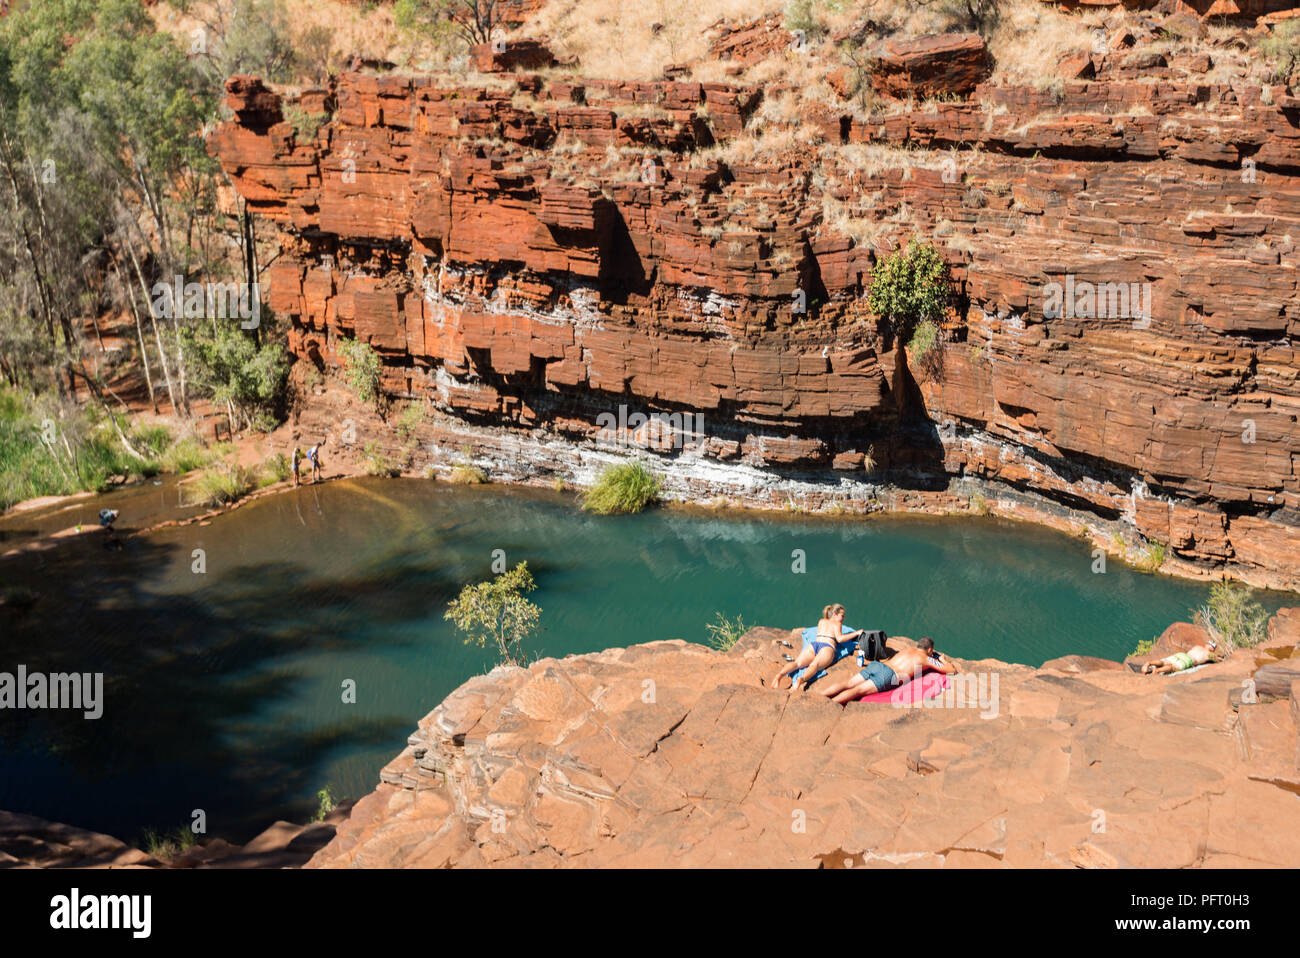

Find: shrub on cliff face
[1195,582,1269,653]
[868,238,952,346]
[445,562,541,666]
[582,461,661,515]
[907,318,943,376]
[337,337,382,409]
[1257,22,1300,83]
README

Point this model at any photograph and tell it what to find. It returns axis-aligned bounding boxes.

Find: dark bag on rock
[861,630,889,661]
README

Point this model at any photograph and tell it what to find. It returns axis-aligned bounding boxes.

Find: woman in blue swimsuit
[766,604,864,692]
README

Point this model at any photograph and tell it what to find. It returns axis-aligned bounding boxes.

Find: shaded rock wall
[210,66,1300,588]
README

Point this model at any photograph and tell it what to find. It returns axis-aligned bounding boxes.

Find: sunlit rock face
[211,61,1300,589]
[306,615,1300,868]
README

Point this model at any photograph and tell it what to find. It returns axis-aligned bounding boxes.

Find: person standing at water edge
[292,446,303,486]
[308,440,324,483]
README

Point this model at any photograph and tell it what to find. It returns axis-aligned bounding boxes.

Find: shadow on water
[0,519,462,844]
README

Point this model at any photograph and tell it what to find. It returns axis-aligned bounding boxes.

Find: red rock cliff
[209,53,1300,588]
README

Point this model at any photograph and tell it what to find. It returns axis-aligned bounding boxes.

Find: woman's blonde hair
[822,603,846,620]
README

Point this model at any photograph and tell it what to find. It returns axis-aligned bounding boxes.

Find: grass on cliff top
[581,460,661,515]
[705,612,749,652]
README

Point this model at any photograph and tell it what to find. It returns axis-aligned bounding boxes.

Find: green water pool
[0,478,1289,843]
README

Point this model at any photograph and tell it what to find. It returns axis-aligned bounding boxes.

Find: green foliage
[311,786,336,823]
[582,461,661,515]
[257,452,291,486]
[158,437,214,475]
[194,462,254,506]
[969,491,989,516]
[130,425,173,459]
[142,825,198,862]
[907,318,941,369]
[1195,581,1269,653]
[1258,22,1300,82]
[784,0,820,36]
[1130,636,1155,658]
[362,441,401,477]
[0,388,147,510]
[181,324,288,433]
[284,104,328,142]
[396,402,425,439]
[337,337,382,408]
[175,0,300,85]
[394,0,501,48]
[1135,540,1166,574]
[445,562,541,666]
[867,238,952,341]
[705,612,748,652]
[450,464,487,484]
[0,0,218,394]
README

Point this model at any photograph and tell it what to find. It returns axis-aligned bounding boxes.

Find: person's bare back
[880,646,935,683]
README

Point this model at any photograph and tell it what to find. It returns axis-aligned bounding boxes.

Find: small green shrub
[1195,581,1269,653]
[1130,636,1155,658]
[131,425,173,459]
[867,237,952,338]
[450,464,487,484]
[195,463,254,506]
[582,461,661,515]
[445,562,541,666]
[705,612,748,652]
[337,337,382,407]
[908,318,942,371]
[257,453,291,487]
[969,492,989,516]
[1258,22,1300,82]
[784,0,821,36]
[142,825,198,862]
[160,438,214,474]
[362,442,401,477]
[285,104,328,141]
[312,786,336,823]
[1135,540,1166,574]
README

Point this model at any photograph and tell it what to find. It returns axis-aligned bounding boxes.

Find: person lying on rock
[1141,640,1220,675]
[765,603,864,692]
[818,636,958,705]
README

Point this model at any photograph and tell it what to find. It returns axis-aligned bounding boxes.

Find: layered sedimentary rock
[307,614,1300,867]
[210,44,1300,587]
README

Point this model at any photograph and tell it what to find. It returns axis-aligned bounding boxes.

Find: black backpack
[860,630,889,661]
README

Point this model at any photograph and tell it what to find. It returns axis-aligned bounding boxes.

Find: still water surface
[0,478,1286,842]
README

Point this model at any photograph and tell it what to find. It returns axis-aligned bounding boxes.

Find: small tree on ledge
[445,561,540,666]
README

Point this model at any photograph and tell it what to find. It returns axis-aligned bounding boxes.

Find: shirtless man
[818,636,958,705]
[1142,640,1220,675]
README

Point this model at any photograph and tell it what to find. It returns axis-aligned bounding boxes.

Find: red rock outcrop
[869,33,993,100]
[307,616,1300,867]
[209,54,1300,589]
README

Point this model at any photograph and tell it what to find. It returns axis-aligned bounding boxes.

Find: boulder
[869,33,992,100]
[470,38,556,73]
